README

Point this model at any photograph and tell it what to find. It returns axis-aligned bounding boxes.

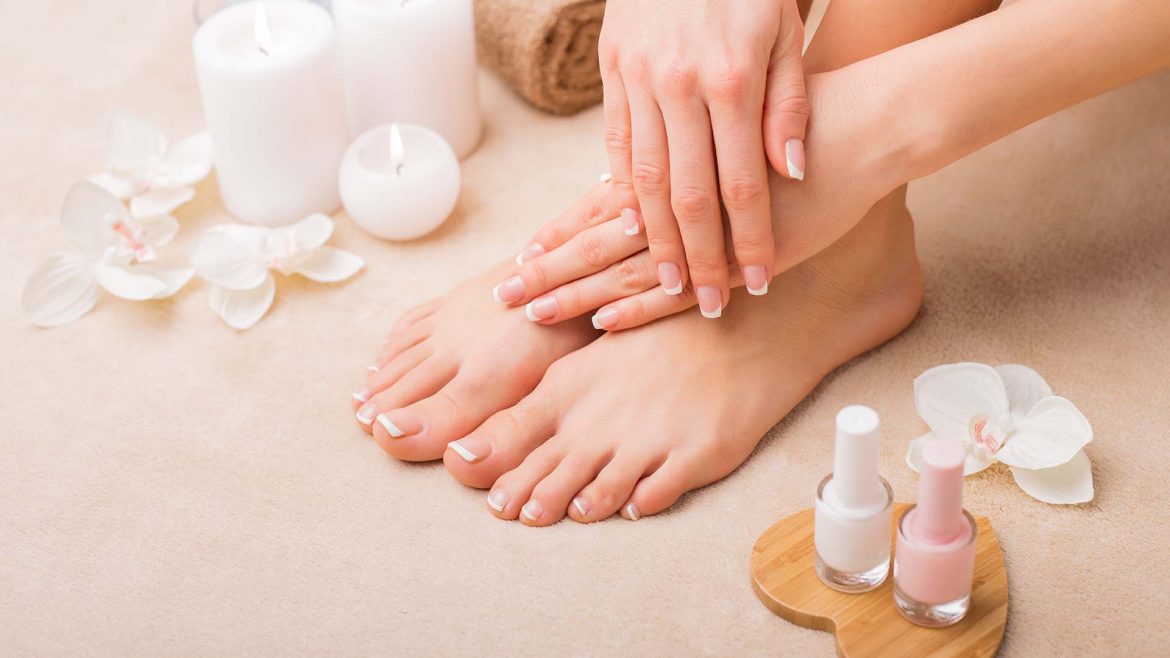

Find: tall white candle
[333,0,482,160]
[193,0,350,226]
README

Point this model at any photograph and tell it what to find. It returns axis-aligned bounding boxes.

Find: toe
[376,319,432,366]
[357,357,456,440]
[568,449,654,523]
[521,448,612,527]
[388,303,437,336]
[354,343,432,409]
[443,393,557,489]
[482,441,564,520]
[623,453,695,520]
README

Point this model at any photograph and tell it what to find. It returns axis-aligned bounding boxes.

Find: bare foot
[442,194,924,524]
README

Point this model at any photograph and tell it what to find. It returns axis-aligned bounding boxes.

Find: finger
[518,181,639,266]
[658,90,728,319]
[763,2,810,181]
[491,212,648,306]
[589,283,696,332]
[600,53,636,199]
[525,251,658,325]
[708,75,775,296]
[626,86,687,297]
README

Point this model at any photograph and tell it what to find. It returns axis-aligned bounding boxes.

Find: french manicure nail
[492,275,525,304]
[591,307,619,330]
[743,266,769,296]
[572,497,590,517]
[487,489,509,512]
[620,208,641,236]
[355,403,377,425]
[697,286,722,319]
[624,502,641,521]
[447,436,490,463]
[376,410,421,438]
[521,500,544,522]
[515,243,545,266]
[785,138,805,181]
[525,296,558,322]
[658,262,682,295]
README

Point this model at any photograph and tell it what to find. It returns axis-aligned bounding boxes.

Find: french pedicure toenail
[515,243,545,266]
[591,307,619,330]
[657,262,683,295]
[623,502,641,521]
[743,265,769,296]
[785,138,806,181]
[376,409,424,438]
[521,500,544,522]
[487,489,509,513]
[620,208,641,236]
[492,275,525,304]
[355,403,378,425]
[697,286,723,319]
[353,388,371,403]
[447,436,489,463]
[525,296,558,322]
[366,365,378,373]
[572,497,590,517]
[376,413,406,437]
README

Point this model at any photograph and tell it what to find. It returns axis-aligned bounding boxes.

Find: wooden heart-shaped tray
[749,503,1008,657]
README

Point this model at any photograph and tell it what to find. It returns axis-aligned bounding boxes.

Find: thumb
[763,8,810,181]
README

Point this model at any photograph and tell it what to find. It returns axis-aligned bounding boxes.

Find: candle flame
[255,0,272,56]
[390,123,405,175]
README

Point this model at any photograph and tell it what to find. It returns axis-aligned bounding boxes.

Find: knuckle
[604,125,632,154]
[768,93,812,119]
[708,61,754,101]
[685,255,726,279]
[632,161,669,194]
[645,231,679,252]
[732,225,774,254]
[598,40,620,73]
[525,259,551,292]
[613,257,651,293]
[720,176,766,210]
[659,61,699,97]
[620,296,646,322]
[671,186,715,221]
[576,231,611,269]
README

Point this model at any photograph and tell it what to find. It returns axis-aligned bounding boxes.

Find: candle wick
[395,164,404,176]
[255,0,273,57]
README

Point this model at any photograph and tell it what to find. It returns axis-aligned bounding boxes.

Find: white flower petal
[152,131,212,188]
[285,213,334,251]
[95,262,168,301]
[87,172,135,200]
[996,364,1054,424]
[1009,450,1093,504]
[292,247,363,282]
[906,432,993,476]
[997,396,1093,469]
[210,275,275,329]
[107,111,167,177]
[191,230,268,290]
[130,187,195,220]
[133,266,195,299]
[61,180,125,258]
[138,215,180,247]
[21,252,99,327]
[914,362,1010,438]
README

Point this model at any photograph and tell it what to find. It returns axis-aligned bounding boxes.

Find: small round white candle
[333,0,482,159]
[193,0,350,226]
[339,123,461,241]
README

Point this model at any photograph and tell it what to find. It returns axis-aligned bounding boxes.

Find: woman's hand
[596,0,810,317]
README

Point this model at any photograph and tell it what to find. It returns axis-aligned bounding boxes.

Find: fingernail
[623,502,641,521]
[353,388,371,403]
[487,489,509,513]
[591,307,619,330]
[376,410,422,438]
[697,286,722,319]
[355,403,377,426]
[515,243,545,266]
[572,497,590,517]
[447,436,489,463]
[657,262,682,295]
[525,296,558,322]
[599,172,613,183]
[620,208,641,236]
[743,266,769,296]
[492,275,525,304]
[521,499,544,522]
[785,138,805,181]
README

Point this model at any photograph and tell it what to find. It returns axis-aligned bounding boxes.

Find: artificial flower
[191,214,363,329]
[88,112,212,220]
[907,362,1094,504]
[22,181,194,327]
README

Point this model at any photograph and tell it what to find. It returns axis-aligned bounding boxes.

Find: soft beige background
[2,2,1169,656]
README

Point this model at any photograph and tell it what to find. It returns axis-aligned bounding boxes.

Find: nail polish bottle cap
[830,405,884,511]
[913,437,967,544]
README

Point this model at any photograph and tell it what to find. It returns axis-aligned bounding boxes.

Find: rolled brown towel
[475,0,605,115]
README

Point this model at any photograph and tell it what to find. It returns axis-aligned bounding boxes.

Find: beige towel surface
[475,0,605,115]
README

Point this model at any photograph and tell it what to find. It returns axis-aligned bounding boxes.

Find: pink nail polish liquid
[814,405,893,592]
[893,437,978,627]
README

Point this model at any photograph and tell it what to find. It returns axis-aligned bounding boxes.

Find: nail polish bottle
[893,437,978,627]
[814,405,894,592]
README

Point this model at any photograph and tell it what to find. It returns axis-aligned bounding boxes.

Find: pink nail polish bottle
[893,437,978,627]
[814,405,894,592]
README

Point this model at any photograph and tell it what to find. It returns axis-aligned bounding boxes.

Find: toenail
[743,265,769,296]
[448,436,489,463]
[515,243,545,266]
[366,365,378,373]
[591,307,619,330]
[657,262,682,295]
[447,439,480,463]
[355,403,377,425]
[492,275,525,304]
[572,497,590,517]
[696,286,723,319]
[525,296,558,322]
[521,500,544,522]
[353,388,371,403]
[620,208,641,236]
[376,410,420,438]
[623,502,641,521]
[487,489,509,513]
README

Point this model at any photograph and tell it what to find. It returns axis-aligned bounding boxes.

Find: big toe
[442,391,558,489]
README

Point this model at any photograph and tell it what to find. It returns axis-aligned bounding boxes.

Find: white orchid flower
[22,181,195,327]
[88,112,212,221]
[191,214,364,329]
[907,362,1094,504]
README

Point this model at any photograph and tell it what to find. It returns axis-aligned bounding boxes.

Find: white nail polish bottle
[813,405,894,592]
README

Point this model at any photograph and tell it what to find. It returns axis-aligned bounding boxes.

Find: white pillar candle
[333,0,482,160]
[193,0,350,226]
[338,123,460,240]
